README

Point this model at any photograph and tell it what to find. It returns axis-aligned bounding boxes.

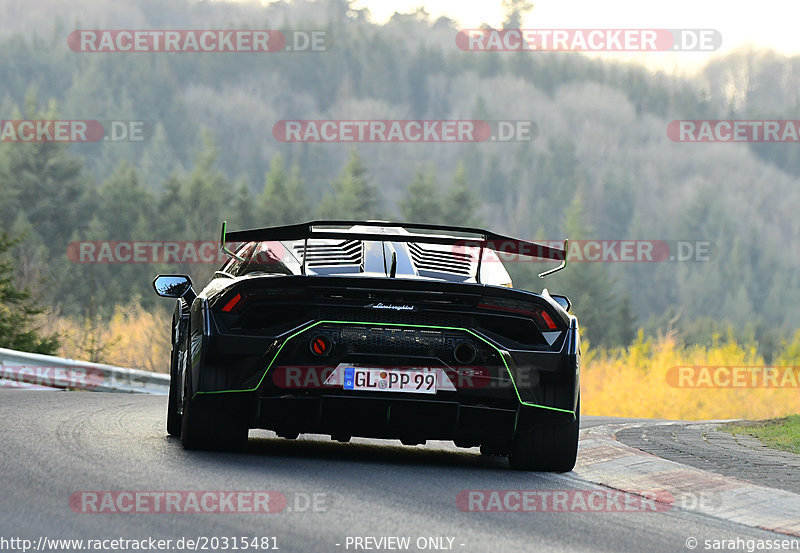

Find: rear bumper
[257,395,574,444]
[258,395,519,444]
[186,391,573,447]
[190,316,579,442]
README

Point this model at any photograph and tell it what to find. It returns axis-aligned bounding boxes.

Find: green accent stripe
[195,320,575,416]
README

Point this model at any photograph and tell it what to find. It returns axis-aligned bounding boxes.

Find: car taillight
[477,301,539,319]
[539,310,557,330]
[221,293,242,312]
[478,299,561,332]
[217,288,312,314]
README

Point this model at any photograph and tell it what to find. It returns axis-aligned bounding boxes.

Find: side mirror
[153,274,193,299]
[550,294,571,312]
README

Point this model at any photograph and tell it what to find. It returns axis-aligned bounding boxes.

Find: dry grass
[48,304,171,373]
[582,330,800,420]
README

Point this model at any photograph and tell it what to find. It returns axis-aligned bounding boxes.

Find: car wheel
[166,326,183,437]
[508,396,580,472]
[180,368,248,452]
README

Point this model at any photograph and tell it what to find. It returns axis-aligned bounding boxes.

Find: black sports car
[153,221,580,471]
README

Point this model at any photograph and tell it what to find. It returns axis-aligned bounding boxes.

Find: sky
[348,0,796,74]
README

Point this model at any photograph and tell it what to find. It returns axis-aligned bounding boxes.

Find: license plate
[342,367,437,394]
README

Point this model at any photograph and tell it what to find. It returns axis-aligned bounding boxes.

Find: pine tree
[231,180,257,230]
[399,165,443,223]
[95,161,155,238]
[318,150,379,219]
[442,163,483,227]
[259,155,309,226]
[0,94,91,254]
[0,233,58,354]
[548,194,634,347]
[181,133,231,240]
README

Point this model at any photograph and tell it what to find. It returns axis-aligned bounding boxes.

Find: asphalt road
[0,391,790,553]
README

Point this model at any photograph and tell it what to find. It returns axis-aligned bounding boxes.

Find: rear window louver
[292,239,363,267]
[408,242,473,276]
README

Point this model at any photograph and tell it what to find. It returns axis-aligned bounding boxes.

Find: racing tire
[166,328,183,437]
[508,396,580,472]
[180,370,249,452]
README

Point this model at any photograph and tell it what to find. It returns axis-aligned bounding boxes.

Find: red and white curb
[569,422,800,536]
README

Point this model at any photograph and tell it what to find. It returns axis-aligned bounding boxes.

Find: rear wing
[220,220,568,280]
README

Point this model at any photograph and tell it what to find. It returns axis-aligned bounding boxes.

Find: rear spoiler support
[219,221,245,262]
[538,239,568,279]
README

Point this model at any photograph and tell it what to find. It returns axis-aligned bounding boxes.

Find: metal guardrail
[0,347,169,395]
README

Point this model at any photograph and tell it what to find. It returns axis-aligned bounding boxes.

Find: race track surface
[0,391,789,553]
